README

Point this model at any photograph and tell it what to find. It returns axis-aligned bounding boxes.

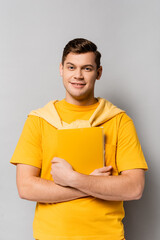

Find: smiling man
[10,38,148,240]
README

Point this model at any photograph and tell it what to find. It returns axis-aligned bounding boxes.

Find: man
[10,38,148,240]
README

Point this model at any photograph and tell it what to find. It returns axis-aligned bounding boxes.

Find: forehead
[64,52,96,66]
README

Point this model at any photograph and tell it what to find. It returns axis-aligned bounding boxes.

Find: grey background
[0,0,159,239]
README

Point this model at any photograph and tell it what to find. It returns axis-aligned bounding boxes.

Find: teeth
[71,83,85,86]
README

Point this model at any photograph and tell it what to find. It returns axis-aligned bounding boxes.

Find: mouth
[70,82,86,88]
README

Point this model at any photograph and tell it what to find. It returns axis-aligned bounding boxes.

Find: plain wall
[0,0,160,239]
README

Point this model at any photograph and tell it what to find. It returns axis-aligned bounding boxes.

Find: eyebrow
[66,62,94,68]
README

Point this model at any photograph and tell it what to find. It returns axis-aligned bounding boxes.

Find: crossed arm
[16,163,88,203]
[16,157,145,203]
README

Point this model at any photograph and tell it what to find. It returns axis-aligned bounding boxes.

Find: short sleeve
[10,115,42,168]
[116,114,148,173]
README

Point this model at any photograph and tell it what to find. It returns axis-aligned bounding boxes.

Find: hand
[89,166,112,176]
[51,157,75,187]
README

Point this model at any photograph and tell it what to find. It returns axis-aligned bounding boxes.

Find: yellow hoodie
[29,97,124,129]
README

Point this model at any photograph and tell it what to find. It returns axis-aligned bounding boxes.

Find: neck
[65,95,98,106]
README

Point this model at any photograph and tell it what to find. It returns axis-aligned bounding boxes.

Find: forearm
[69,169,145,201]
[18,176,89,203]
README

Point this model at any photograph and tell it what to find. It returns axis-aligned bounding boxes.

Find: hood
[28,97,125,129]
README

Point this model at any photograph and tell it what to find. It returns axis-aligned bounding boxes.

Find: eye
[68,66,75,70]
[85,67,92,71]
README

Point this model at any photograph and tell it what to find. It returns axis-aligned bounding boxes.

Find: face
[60,52,102,105]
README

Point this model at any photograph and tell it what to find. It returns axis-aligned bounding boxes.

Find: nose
[74,68,84,79]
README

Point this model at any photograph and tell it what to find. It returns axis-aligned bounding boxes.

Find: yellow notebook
[56,127,105,175]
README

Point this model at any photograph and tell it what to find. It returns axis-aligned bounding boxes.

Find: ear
[59,63,63,77]
[96,66,102,80]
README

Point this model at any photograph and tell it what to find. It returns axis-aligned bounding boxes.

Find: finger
[90,169,112,176]
[97,171,112,176]
[89,166,112,175]
[51,157,60,163]
[104,166,112,170]
[51,157,66,163]
[97,166,112,173]
[51,162,59,165]
[104,171,112,176]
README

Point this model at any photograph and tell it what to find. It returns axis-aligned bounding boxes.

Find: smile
[70,82,86,88]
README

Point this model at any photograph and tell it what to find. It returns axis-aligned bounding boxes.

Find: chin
[67,90,85,99]
[70,95,85,101]
[65,86,93,101]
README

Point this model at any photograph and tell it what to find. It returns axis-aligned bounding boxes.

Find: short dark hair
[62,38,101,69]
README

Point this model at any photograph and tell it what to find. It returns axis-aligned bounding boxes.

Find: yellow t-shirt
[10,98,148,240]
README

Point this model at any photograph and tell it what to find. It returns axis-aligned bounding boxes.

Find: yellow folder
[56,127,105,175]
